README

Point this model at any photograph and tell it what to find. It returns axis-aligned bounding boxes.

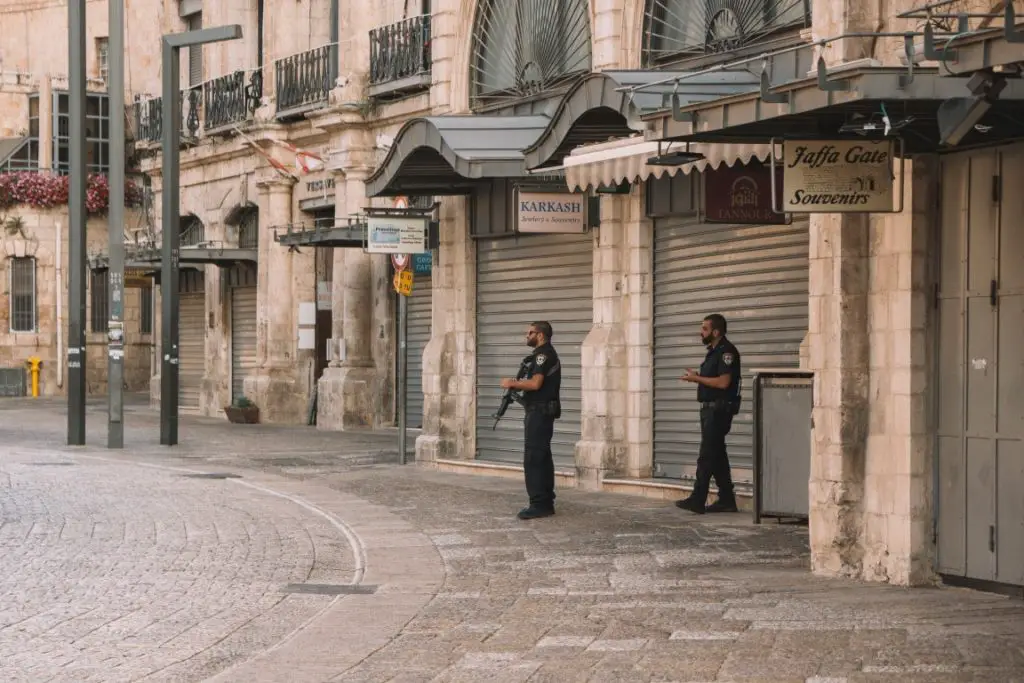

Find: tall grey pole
[397,291,408,465]
[159,39,181,446]
[158,26,243,446]
[329,0,339,83]
[67,0,87,446]
[107,0,126,448]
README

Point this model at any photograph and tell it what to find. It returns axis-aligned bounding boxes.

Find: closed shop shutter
[652,216,809,481]
[399,271,432,429]
[178,291,205,411]
[476,232,593,468]
[231,285,258,402]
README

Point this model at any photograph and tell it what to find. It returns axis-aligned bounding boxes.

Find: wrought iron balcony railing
[275,45,334,117]
[203,69,263,131]
[132,87,202,144]
[368,14,431,98]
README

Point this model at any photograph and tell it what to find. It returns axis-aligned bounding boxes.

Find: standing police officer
[675,313,741,515]
[500,321,561,520]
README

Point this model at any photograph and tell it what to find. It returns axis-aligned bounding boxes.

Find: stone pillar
[243,172,308,423]
[415,197,476,461]
[317,139,392,429]
[575,191,637,489]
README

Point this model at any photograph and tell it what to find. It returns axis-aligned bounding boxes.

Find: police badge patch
[723,353,734,366]
[535,354,547,366]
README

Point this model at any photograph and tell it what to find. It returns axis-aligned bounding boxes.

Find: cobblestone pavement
[3,398,1024,682]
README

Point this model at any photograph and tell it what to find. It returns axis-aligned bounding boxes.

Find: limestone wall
[0,206,152,398]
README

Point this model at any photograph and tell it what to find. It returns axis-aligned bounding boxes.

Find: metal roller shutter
[400,272,432,429]
[652,216,809,481]
[231,285,258,402]
[178,292,205,412]
[476,232,593,468]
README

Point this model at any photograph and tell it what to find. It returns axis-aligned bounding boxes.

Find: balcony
[203,69,262,132]
[275,45,334,119]
[368,14,431,101]
[131,87,202,145]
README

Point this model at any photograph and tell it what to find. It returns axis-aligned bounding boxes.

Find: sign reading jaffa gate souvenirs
[516,190,587,233]
[704,160,788,225]
[781,140,896,213]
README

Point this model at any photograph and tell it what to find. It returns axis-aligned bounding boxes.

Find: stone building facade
[6,0,1021,597]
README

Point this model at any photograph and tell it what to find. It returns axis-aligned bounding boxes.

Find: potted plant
[225,396,260,424]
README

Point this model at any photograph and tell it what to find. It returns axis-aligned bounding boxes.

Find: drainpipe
[56,218,64,389]
[330,0,339,84]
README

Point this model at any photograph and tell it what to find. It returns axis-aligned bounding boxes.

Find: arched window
[469,0,592,110]
[179,214,205,247]
[642,0,811,67]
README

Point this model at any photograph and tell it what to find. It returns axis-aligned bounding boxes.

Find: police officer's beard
[527,338,538,348]
[701,334,713,346]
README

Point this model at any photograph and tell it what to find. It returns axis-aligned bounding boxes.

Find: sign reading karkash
[782,140,895,213]
[516,190,586,233]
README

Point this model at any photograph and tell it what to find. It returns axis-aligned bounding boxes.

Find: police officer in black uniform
[500,321,561,520]
[675,313,741,515]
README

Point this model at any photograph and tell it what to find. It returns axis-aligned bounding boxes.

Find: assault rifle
[491,355,532,429]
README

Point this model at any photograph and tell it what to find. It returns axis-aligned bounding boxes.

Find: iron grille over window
[9,257,36,332]
[469,0,592,110]
[238,208,259,249]
[642,0,811,66]
[91,269,110,333]
[180,215,205,247]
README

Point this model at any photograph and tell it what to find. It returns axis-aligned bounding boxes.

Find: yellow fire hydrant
[26,356,41,398]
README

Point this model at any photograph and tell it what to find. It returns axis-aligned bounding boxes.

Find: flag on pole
[233,127,326,179]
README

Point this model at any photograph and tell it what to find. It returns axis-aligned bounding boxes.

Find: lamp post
[160,25,243,446]
[107,0,126,448]
[67,0,87,445]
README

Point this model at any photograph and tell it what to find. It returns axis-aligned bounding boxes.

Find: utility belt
[524,399,561,419]
[699,399,740,415]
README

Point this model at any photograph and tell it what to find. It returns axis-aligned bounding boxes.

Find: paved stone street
[2,398,1024,682]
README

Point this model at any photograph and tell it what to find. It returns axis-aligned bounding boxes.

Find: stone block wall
[0,207,152,398]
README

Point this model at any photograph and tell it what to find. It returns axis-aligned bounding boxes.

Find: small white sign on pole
[366,216,429,254]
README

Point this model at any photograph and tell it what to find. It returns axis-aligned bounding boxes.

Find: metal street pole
[397,291,408,465]
[159,25,243,446]
[67,0,87,446]
[107,0,126,448]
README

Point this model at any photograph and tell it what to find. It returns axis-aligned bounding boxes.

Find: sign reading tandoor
[782,140,895,213]
[516,190,586,233]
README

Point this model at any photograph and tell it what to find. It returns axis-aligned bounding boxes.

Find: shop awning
[366,70,764,198]
[132,245,258,267]
[365,116,551,198]
[561,135,772,192]
[522,70,761,170]
[647,64,1024,153]
[900,4,1024,76]
[274,218,368,249]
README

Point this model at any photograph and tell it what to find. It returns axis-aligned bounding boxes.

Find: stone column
[243,171,308,423]
[317,154,388,429]
[415,197,476,461]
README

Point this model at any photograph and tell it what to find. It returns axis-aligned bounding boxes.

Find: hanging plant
[0,171,144,216]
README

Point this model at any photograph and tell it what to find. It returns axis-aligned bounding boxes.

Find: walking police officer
[500,321,561,520]
[675,313,741,514]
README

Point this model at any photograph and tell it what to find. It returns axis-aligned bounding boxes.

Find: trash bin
[751,369,814,524]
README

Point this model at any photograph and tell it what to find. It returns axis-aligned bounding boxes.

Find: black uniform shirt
[696,337,741,403]
[522,342,561,405]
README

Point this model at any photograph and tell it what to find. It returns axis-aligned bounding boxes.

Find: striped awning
[562,136,771,192]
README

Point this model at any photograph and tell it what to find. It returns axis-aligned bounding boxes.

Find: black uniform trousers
[691,404,736,505]
[523,408,556,510]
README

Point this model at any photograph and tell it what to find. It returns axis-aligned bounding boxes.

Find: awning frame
[895,2,1024,76]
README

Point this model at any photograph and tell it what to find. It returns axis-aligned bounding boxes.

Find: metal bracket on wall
[924,23,958,62]
[760,64,790,104]
[900,34,916,87]
[670,91,695,122]
[816,56,852,92]
[1007,4,1024,43]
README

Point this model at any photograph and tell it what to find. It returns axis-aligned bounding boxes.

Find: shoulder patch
[535,354,547,366]
[722,353,734,366]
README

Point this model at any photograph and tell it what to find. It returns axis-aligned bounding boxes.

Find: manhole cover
[181,473,242,480]
[281,583,377,596]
